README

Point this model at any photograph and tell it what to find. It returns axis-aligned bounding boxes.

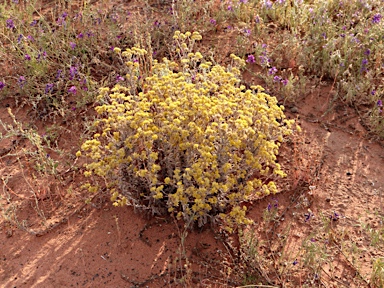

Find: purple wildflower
[45,83,54,94]
[0,81,5,90]
[255,15,260,23]
[86,31,94,37]
[6,19,15,29]
[268,66,278,75]
[293,259,298,265]
[372,13,382,24]
[267,203,272,212]
[281,79,288,86]
[24,54,31,61]
[30,20,37,26]
[273,76,282,82]
[239,0,248,3]
[69,66,78,80]
[68,86,77,94]
[18,76,26,88]
[244,28,251,36]
[377,100,383,107]
[227,5,233,11]
[361,58,368,72]
[210,19,217,25]
[264,0,273,9]
[77,32,84,39]
[116,75,125,82]
[364,49,371,56]
[70,42,76,49]
[371,90,376,96]
[56,69,63,79]
[246,54,256,63]
[27,35,34,41]
[304,212,313,222]
[154,20,160,27]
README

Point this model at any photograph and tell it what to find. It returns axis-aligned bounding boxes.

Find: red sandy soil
[1,82,384,287]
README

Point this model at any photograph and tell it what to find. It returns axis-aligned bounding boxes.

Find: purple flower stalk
[378,100,383,107]
[0,81,5,90]
[24,54,31,61]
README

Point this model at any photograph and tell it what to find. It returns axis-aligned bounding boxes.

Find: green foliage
[80,31,294,231]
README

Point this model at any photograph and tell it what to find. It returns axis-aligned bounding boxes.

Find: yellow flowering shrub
[79,31,294,231]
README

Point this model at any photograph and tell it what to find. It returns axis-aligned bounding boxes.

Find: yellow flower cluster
[79,31,294,230]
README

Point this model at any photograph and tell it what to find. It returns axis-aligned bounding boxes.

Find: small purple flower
[281,79,288,86]
[77,32,84,39]
[244,28,251,37]
[17,34,23,43]
[210,19,217,25]
[273,199,278,208]
[293,259,298,265]
[18,76,26,88]
[273,76,282,82]
[322,32,327,39]
[371,90,376,96]
[268,66,278,75]
[154,20,160,27]
[377,100,383,107]
[0,81,5,90]
[304,212,313,222]
[27,35,34,41]
[330,211,340,221]
[239,0,248,3]
[227,5,233,11]
[361,58,368,72]
[372,13,382,24]
[86,31,94,37]
[267,203,272,212]
[262,43,267,49]
[69,66,78,80]
[30,20,37,26]
[364,49,371,56]
[69,42,76,49]
[255,15,260,23]
[246,54,256,63]
[45,83,54,94]
[68,86,77,94]
[6,19,15,29]
[264,0,273,9]
[57,69,63,79]
[116,75,125,82]
[24,54,31,61]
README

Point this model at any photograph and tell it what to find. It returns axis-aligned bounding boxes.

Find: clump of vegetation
[79,31,295,230]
